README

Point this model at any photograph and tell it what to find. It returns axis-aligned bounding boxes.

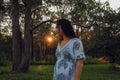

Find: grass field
[0,64,120,80]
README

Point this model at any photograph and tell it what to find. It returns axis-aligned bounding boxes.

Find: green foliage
[85,56,105,64]
[32,0,42,7]
[0,54,6,66]
[0,35,12,66]
[0,53,11,66]
[0,0,5,12]
[0,35,12,54]
[105,36,120,65]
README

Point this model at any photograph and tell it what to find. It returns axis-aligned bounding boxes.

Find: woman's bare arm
[74,59,84,80]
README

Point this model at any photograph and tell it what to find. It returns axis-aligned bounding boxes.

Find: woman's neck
[62,35,71,41]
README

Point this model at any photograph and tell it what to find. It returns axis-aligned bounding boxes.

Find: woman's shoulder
[72,38,81,42]
[71,38,83,46]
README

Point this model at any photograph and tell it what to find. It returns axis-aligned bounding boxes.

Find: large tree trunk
[17,0,33,72]
[11,0,22,72]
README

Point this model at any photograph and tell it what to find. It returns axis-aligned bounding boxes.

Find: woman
[53,19,86,80]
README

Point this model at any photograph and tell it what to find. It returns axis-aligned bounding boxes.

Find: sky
[97,0,120,10]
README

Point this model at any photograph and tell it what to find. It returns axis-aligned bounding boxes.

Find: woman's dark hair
[56,19,76,38]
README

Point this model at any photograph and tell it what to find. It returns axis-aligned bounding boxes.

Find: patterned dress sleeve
[73,39,86,60]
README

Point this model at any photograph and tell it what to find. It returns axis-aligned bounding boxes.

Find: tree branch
[32,20,55,32]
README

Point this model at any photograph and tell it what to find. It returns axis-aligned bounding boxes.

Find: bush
[85,56,104,64]
[30,60,55,65]
[0,54,11,66]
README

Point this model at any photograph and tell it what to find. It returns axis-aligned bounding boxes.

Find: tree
[104,9,120,66]
[17,0,43,72]
[10,0,22,72]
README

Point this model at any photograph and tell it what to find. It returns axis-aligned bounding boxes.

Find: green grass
[0,64,120,80]
[82,64,120,80]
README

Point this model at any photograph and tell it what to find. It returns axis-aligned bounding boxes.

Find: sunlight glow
[47,37,53,43]
[45,35,54,45]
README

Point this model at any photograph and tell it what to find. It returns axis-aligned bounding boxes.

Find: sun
[45,35,54,44]
[47,37,53,43]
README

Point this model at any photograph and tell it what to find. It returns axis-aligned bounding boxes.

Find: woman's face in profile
[56,25,63,36]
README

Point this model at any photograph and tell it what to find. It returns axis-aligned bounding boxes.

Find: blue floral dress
[53,38,86,80]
